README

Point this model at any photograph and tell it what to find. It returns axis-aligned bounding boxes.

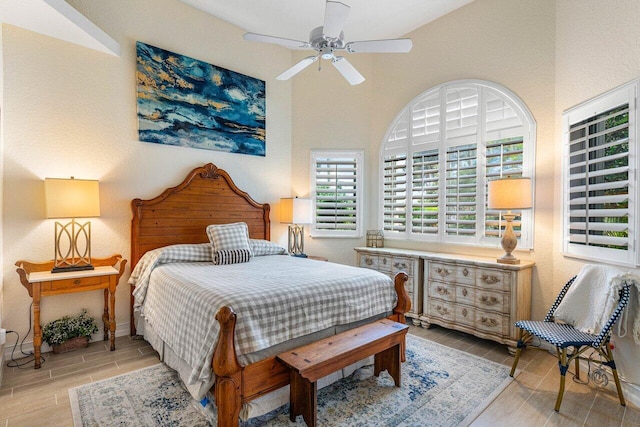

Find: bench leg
[290,371,317,427]
[374,343,402,387]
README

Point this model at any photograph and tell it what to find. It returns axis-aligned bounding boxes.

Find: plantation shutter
[380,80,535,248]
[312,151,363,237]
[383,154,407,232]
[445,144,477,236]
[567,105,630,250]
[484,138,525,239]
[411,149,439,234]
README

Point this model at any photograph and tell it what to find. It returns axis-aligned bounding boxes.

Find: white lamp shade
[280,197,312,224]
[45,178,101,218]
[487,177,532,210]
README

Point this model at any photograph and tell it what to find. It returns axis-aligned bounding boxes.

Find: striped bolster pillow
[213,249,252,265]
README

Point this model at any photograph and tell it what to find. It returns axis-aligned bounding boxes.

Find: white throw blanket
[554,264,640,343]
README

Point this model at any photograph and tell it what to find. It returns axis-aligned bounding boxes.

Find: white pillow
[250,239,287,256]
[206,222,252,264]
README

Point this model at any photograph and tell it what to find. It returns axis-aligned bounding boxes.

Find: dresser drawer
[429,299,455,321]
[475,290,507,313]
[391,256,414,275]
[429,262,474,285]
[429,281,455,300]
[359,254,379,269]
[378,254,392,273]
[454,305,475,327]
[476,268,511,292]
[475,309,506,335]
[456,286,475,306]
[41,275,105,292]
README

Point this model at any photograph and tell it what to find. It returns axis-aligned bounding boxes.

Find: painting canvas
[136,42,266,156]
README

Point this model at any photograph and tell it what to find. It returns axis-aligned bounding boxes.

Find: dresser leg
[33,290,42,369]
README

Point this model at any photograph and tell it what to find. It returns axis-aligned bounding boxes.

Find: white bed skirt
[135,312,380,420]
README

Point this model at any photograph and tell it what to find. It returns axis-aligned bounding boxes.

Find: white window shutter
[379,80,535,249]
[564,99,632,263]
[311,151,363,238]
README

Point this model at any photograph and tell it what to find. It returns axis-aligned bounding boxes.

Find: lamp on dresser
[44,177,100,272]
[280,197,312,257]
[487,177,532,264]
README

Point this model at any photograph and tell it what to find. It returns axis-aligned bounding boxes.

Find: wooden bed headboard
[131,163,270,269]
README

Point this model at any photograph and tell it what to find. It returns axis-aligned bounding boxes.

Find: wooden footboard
[211,272,410,427]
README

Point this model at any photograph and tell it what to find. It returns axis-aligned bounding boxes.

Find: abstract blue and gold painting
[136,42,266,156]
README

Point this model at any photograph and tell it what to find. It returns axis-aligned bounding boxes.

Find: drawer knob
[480,317,498,326]
[74,279,81,285]
[480,296,500,306]
[394,262,407,269]
[462,288,468,297]
[463,268,469,276]
[462,308,468,317]
[365,258,373,266]
[382,258,388,265]
[481,274,500,285]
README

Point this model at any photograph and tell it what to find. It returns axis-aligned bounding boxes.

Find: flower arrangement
[42,309,98,347]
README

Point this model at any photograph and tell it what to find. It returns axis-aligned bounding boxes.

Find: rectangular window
[563,82,637,265]
[311,151,363,238]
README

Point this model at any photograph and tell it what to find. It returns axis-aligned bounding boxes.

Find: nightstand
[15,255,127,369]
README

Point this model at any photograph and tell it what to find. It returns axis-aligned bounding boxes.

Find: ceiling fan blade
[332,56,365,85]
[243,32,311,50]
[276,56,318,80]
[345,38,413,53]
[323,1,350,39]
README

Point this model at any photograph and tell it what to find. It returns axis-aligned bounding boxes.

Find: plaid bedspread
[130,249,396,385]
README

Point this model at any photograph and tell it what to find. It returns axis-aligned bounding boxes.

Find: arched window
[380,80,536,248]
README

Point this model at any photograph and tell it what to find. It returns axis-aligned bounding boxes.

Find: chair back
[592,283,631,347]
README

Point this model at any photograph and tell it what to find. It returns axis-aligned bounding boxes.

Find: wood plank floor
[1,325,638,426]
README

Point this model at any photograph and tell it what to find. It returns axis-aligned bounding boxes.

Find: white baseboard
[2,322,131,362]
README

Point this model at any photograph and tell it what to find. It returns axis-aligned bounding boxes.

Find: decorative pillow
[206,222,252,265]
[213,249,252,265]
[250,239,287,256]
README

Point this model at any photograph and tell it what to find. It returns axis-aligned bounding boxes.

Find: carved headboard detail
[130,163,270,269]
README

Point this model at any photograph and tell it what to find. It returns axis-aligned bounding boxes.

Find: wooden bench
[276,319,409,427]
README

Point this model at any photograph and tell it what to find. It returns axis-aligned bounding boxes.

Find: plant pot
[52,336,90,354]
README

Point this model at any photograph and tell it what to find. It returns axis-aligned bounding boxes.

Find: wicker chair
[509,275,631,412]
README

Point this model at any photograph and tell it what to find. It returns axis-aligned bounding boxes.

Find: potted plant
[42,309,99,354]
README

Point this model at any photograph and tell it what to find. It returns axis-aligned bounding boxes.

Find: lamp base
[51,264,95,273]
[496,256,520,265]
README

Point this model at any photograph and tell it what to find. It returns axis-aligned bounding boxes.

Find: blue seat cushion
[515,320,599,348]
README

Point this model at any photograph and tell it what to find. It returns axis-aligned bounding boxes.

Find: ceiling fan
[242,1,413,85]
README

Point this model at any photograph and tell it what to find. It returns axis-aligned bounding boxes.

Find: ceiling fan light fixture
[243,0,413,85]
[320,46,334,60]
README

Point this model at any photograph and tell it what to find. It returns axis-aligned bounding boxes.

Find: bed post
[392,272,411,324]
[213,306,243,427]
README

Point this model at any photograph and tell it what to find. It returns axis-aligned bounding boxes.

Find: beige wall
[555,0,640,402]
[293,0,556,320]
[1,0,293,350]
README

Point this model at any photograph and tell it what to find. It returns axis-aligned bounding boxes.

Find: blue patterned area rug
[69,335,513,426]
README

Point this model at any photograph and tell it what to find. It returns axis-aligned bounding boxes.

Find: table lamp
[280,197,312,257]
[487,177,532,264]
[44,177,100,272]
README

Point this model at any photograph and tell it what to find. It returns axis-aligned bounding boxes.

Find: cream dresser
[355,247,534,354]
[354,247,424,326]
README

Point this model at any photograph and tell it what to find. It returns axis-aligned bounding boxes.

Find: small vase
[52,336,90,354]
